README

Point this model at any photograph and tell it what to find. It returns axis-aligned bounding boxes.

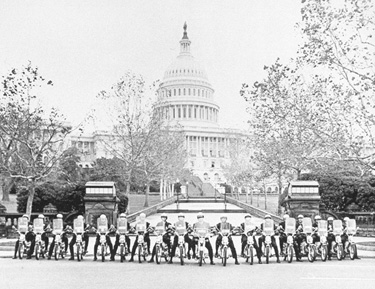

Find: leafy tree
[0,63,72,216]
[298,0,375,168]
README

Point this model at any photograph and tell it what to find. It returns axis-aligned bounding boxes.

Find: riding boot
[241,242,246,256]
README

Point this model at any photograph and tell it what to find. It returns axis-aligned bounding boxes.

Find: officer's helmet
[56,214,63,219]
[264,215,271,219]
[283,214,289,220]
[38,214,45,219]
[161,213,168,220]
[22,214,29,219]
[314,215,322,220]
[327,217,334,221]
[197,212,204,219]
[120,213,126,218]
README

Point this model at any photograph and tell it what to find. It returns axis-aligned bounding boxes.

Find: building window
[189,136,197,156]
[174,89,176,96]
[188,106,191,118]
[194,106,197,118]
[211,161,215,168]
[188,88,191,95]
[179,88,181,95]
[173,107,176,118]
[198,89,200,96]
[183,106,186,118]
[178,107,181,118]
[193,89,196,96]
[183,88,186,95]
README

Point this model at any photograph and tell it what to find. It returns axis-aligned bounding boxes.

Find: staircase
[184,175,220,198]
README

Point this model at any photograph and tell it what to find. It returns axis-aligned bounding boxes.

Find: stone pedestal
[84,182,118,226]
[283,181,321,219]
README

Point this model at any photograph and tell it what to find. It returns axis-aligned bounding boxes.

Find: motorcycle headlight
[100,235,106,243]
[120,235,126,242]
[265,236,271,243]
[76,235,82,242]
[19,234,25,241]
[335,235,341,243]
[287,235,293,244]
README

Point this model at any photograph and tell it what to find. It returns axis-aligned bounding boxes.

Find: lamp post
[186,181,189,199]
[176,179,180,210]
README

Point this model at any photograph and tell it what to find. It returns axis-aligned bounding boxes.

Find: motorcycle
[15,217,30,259]
[316,220,328,262]
[263,219,278,264]
[285,218,296,263]
[301,217,316,263]
[217,228,232,266]
[346,219,358,260]
[174,224,188,265]
[135,222,150,263]
[242,223,256,265]
[331,220,344,261]
[154,225,169,264]
[117,218,129,263]
[33,218,46,260]
[96,215,110,262]
[52,218,65,260]
[194,227,210,266]
[73,218,85,262]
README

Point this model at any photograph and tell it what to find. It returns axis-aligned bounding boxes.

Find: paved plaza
[1,257,374,289]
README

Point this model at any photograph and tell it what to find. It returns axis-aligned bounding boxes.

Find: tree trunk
[264,183,267,211]
[250,187,253,205]
[246,187,249,203]
[0,175,10,202]
[160,179,163,200]
[25,179,36,217]
[277,173,283,216]
[144,183,150,207]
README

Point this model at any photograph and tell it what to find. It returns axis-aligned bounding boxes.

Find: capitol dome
[157,22,219,128]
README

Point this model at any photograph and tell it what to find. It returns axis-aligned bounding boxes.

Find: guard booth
[84,182,118,227]
[283,181,320,219]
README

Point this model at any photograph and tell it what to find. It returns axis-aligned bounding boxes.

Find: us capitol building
[70,23,243,185]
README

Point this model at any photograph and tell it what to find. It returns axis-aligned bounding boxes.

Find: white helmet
[22,214,29,219]
[197,212,204,219]
[264,215,271,219]
[56,214,63,219]
[327,217,334,221]
[343,217,349,222]
[77,215,84,219]
[314,215,322,220]
[120,213,126,218]
[297,214,304,219]
[220,214,227,220]
[139,213,146,218]
[38,214,45,219]
[283,214,289,220]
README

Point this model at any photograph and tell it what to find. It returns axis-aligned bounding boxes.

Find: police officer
[193,212,215,265]
[93,215,114,261]
[169,213,195,264]
[214,214,239,265]
[294,214,305,261]
[68,215,90,260]
[277,214,289,256]
[239,214,261,262]
[260,215,280,263]
[13,215,35,260]
[312,215,321,244]
[47,214,65,259]
[38,214,52,255]
[129,213,151,262]
[112,213,131,261]
[61,225,76,260]
[327,216,335,260]
[149,213,172,263]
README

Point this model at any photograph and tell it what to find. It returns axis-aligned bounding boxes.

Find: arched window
[174,89,176,96]
[183,88,186,95]
[178,88,181,96]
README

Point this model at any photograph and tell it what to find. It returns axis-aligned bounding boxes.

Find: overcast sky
[0,0,302,131]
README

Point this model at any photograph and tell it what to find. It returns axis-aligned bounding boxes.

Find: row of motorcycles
[282,218,358,263]
[14,216,359,265]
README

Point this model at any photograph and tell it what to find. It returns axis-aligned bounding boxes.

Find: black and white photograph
[0,1,374,288]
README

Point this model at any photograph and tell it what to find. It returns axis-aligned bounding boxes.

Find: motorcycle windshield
[155,225,165,235]
[221,229,230,235]
[347,219,357,235]
[318,220,327,235]
[33,219,44,234]
[244,223,256,234]
[176,225,187,235]
[303,218,313,234]
[136,223,146,232]
[18,217,28,233]
[196,228,208,237]
[285,218,296,234]
[73,219,84,234]
[117,218,128,234]
[333,220,343,235]
[263,219,274,236]
[53,219,63,234]
[97,217,108,234]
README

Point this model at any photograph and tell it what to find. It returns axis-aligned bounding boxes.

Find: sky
[0,0,302,131]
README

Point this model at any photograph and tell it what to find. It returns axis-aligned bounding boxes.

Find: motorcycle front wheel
[249,246,254,265]
[199,250,203,266]
[120,244,125,263]
[287,245,293,263]
[349,244,356,260]
[321,245,327,262]
[265,246,270,264]
[101,245,105,262]
[18,243,24,259]
[138,245,142,264]
[223,247,227,267]
[54,245,59,261]
[337,244,343,261]
[307,246,315,263]
[77,244,81,262]
[179,245,184,266]
[155,245,161,264]
[35,244,40,260]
